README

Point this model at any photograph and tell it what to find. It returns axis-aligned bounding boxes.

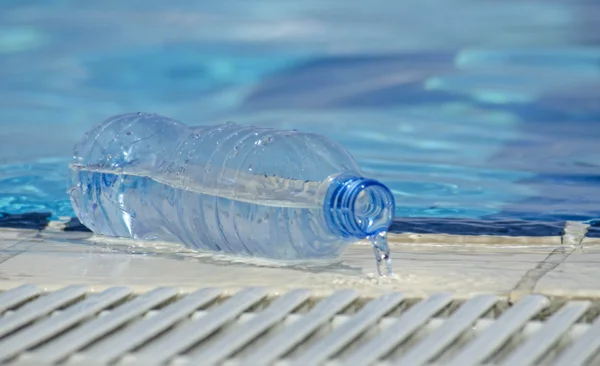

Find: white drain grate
[0,285,599,365]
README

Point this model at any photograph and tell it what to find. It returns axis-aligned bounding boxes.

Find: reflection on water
[0,1,599,227]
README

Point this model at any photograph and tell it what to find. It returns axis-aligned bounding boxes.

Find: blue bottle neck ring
[324,173,395,239]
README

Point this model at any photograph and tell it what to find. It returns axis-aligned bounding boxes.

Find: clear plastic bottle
[68,113,396,275]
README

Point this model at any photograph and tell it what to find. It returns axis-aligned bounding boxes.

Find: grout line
[509,221,590,302]
[0,241,25,265]
[509,246,575,303]
[0,227,45,266]
[0,240,43,266]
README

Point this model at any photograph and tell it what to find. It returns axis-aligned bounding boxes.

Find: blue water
[1,1,599,232]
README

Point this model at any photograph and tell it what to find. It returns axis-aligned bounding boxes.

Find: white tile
[0,235,574,298]
[0,229,40,241]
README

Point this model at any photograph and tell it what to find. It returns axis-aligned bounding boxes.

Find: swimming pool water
[1,1,599,230]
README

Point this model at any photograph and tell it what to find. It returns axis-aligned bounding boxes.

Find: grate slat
[446,294,551,366]
[0,285,87,339]
[552,311,600,366]
[0,285,40,314]
[501,300,591,366]
[290,292,405,366]
[29,286,180,364]
[81,287,223,365]
[188,289,312,366]
[134,286,268,365]
[396,294,498,366]
[0,286,132,363]
[242,289,359,365]
[341,293,454,366]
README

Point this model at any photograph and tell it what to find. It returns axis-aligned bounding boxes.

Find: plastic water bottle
[68,112,396,275]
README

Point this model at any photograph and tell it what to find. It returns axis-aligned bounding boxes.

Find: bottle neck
[324,173,395,239]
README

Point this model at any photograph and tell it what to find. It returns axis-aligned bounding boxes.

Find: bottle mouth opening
[352,183,394,236]
[325,175,395,239]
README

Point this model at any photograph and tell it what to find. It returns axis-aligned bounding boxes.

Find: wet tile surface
[534,246,600,298]
[1,227,598,299]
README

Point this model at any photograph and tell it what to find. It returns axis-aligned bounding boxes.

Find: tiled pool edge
[1,221,600,301]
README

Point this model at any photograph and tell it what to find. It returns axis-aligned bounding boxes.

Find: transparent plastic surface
[68,113,395,270]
